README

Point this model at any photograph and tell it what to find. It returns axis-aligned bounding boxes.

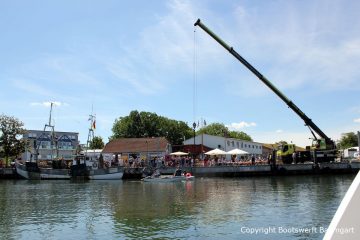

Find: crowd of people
[120,154,272,168]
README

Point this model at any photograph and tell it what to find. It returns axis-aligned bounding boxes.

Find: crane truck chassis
[194,19,337,164]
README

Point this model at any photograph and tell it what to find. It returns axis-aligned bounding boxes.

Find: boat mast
[86,113,96,155]
[35,102,57,162]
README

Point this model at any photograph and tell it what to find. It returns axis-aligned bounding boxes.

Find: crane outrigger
[194,19,337,163]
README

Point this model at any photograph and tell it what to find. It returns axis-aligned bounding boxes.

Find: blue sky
[1,0,360,147]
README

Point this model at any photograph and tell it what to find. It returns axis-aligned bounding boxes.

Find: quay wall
[157,162,360,178]
[2,162,360,179]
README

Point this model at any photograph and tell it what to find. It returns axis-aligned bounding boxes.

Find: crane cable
[193,26,198,128]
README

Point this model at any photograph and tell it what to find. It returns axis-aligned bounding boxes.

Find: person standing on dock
[251,155,255,165]
[292,152,296,164]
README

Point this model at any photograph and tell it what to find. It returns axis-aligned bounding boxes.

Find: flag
[92,120,96,129]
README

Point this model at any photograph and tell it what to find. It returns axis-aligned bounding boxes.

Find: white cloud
[354,118,360,123]
[30,101,69,107]
[105,0,199,95]
[205,1,360,96]
[12,79,56,97]
[226,121,256,131]
[276,129,283,133]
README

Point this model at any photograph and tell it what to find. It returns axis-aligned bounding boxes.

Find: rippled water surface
[0,175,355,239]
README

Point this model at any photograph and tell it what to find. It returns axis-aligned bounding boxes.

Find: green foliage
[89,136,105,149]
[275,140,288,146]
[337,132,358,149]
[196,122,252,141]
[228,131,252,141]
[197,123,228,136]
[0,114,27,166]
[111,110,192,145]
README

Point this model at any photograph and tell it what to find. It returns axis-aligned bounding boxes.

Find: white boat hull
[15,163,30,179]
[143,175,185,182]
[15,163,70,180]
[88,167,124,180]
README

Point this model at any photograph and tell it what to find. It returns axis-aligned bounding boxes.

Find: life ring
[186,173,191,177]
[92,162,98,168]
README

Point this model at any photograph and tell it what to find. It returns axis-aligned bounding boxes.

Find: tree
[197,122,252,141]
[337,132,358,149]
[0,114,27,166]
[275,140,288,146]
[89,136,105,149]
[197,123,228,136]
[111,110,192,145]
[228,131,252,141]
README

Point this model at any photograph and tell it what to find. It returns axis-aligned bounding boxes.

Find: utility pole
[358,131,360,154]
[193,122,196,157]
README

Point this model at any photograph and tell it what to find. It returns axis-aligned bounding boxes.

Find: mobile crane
[194,19,337,163]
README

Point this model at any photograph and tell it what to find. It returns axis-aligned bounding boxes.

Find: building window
[245,144,247,148]
[236,142,239,147]
[232,141,234,147]
[29,133,37,138]
[241,142,243,148]
[40,141,50,149]
[227,141,230,146]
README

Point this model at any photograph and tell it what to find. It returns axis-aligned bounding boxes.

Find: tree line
[110,110,254,145]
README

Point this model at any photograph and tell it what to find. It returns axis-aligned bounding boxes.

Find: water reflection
[0,174,355,240]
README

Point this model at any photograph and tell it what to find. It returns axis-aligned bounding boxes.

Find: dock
[1,162,359,179]
[157,162,360,178]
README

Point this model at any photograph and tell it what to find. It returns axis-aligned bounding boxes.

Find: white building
[22,130,79,161]
[183,134,262,156]
[343,147,359,158]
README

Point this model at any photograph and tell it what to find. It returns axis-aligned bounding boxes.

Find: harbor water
[0,175,355,240]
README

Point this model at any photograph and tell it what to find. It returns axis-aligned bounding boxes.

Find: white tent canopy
[226,148,249,155]
[205,148,227,155]
[169,151,189,156]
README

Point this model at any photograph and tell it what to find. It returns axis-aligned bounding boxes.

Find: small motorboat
[142,175,185,182]
[142,168,195,182]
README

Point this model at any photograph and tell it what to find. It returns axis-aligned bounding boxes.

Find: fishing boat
[70,113,124,180]
[15,161,70,180]
[70,154,124,180]
[15,103,71,180]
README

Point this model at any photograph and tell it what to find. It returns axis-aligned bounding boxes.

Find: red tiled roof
[102,137,169,153]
